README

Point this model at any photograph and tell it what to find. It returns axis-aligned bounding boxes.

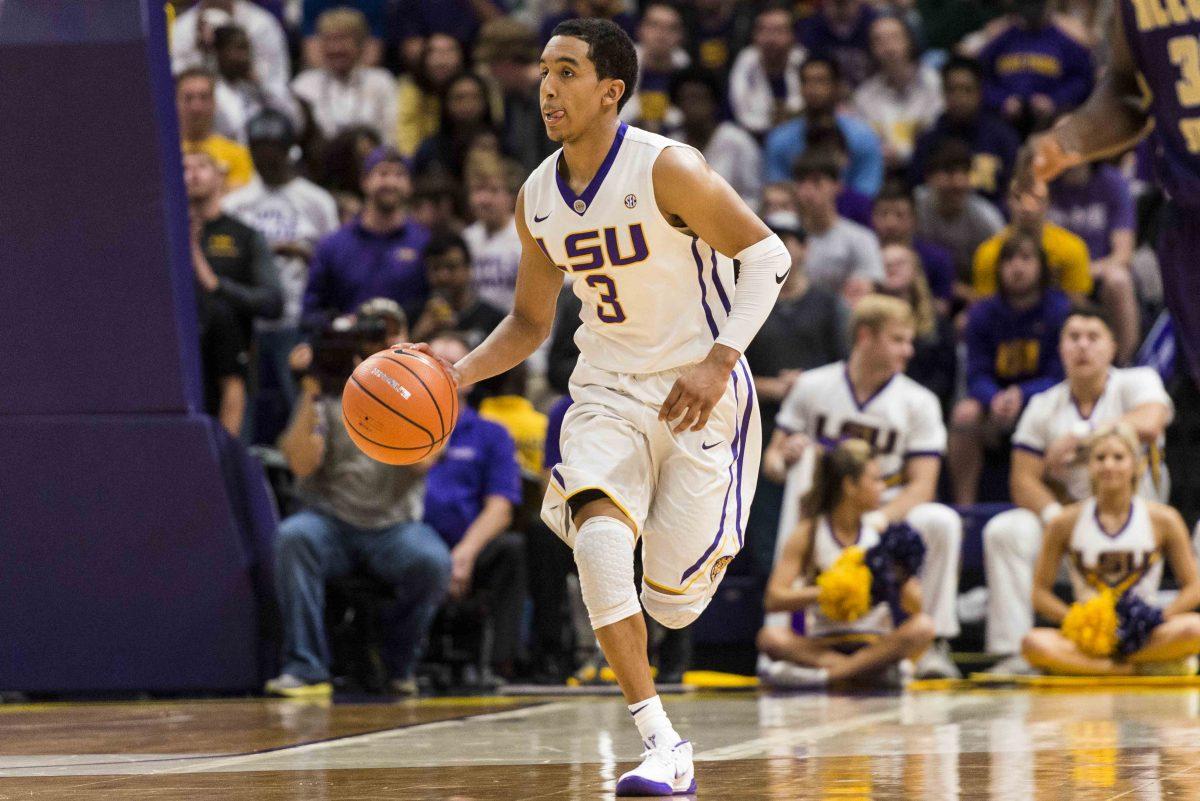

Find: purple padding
[0,415,262,692]
[0,0,202,414]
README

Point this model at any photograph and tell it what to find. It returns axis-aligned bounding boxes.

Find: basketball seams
[377,354,446,440]
[347,374,436,446]
[342,409,444,452]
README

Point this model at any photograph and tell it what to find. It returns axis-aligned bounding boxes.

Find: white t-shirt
[223,176,340,328]
[463,219,521,313]
[291,67,399,146]
[171,1,290,95]
[776,361,945,499]
[803,218,885,293]
[1012,367,1174,501]
[853,65,944,161]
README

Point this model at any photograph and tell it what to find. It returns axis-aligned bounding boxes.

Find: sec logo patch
[624,194,637,209]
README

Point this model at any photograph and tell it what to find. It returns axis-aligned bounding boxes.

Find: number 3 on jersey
[585,274,626,323]
[1169,34,1200,150]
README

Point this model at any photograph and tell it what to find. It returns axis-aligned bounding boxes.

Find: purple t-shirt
[1047,165,1134,260]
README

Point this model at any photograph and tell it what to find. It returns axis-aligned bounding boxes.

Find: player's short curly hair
[550,17,639,111]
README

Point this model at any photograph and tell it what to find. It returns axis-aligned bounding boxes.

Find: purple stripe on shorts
[733,359,755,547]
[709,244,731,315]
[680,367,741,583]
[691,236,719,339]
[551,465,565,487]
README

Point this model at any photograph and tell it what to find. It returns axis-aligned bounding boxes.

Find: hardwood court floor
[4,688,1200,799]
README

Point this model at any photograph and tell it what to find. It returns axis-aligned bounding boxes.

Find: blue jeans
[274,509,451,683]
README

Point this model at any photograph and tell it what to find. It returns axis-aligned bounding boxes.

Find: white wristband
[1040,502,1064,526]
[863,510,889,533]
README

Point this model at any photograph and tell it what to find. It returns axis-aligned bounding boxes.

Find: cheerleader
[757,439,936,687]
[1023,423,1200,675]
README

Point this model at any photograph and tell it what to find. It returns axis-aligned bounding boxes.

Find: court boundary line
[0,699,557,774]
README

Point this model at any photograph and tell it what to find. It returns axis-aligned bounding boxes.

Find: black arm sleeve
[216,231,284,320]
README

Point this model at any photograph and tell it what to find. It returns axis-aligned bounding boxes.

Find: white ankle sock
[628,695,679,747]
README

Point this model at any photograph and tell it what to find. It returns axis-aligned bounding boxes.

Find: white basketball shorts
[541,356,761,620]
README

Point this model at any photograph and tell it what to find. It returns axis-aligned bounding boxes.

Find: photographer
[267,305,451,698]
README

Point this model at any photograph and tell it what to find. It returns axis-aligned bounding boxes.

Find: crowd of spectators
[169,0,1193,693]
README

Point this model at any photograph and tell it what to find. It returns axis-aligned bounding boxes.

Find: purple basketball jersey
[1119,1,1200,203]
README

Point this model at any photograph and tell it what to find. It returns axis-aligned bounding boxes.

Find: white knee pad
[574,516,642,630]
[641,588,706,630]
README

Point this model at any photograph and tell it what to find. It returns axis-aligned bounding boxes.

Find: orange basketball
[341,347,459,465]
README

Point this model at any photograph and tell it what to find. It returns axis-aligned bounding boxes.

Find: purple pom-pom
[1115,592,1164,657]
[864,522,927,624]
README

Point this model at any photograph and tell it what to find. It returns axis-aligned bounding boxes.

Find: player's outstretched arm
[1017,9,1151,188]
[444,187,563,387]
[653,146,789,433]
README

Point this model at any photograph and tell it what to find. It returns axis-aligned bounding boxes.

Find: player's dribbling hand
[394,342,461,387]
[1016,130,1084,193]
[659,357,731,434]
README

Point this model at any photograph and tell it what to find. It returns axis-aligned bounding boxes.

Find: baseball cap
[362,145,409,176]
[245,108,295,146]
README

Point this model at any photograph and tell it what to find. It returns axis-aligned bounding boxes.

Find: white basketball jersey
[807,517,892,636]
[1013,368,1173,502]
[776,362,946,499]
[522,123,737,374]
[1067,497,1162,604]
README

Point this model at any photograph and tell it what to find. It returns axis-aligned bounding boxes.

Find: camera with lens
[306,314,391,395]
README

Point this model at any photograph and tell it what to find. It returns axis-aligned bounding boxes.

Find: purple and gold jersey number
[536,224,648,325]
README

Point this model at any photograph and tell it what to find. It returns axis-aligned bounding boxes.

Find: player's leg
[983,508,1044,664]
[904,503,961,678]
[1127,613,1200,664]
[947,398,985,505]
[571,497,657,707]
[1021,627,1134,676]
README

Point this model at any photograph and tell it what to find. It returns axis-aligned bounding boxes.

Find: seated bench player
[984,306,1173,673]
[763,294,962,678]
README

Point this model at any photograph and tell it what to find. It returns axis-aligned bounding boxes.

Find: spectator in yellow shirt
[972,182,1092,299]
[478,362,548,476]
[177,67,254,190]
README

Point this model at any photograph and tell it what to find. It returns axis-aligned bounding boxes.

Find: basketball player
[757,440,936,688]
[1020,2,1200,386]
[763,294,963,679]
[984,307,1173,672]
[1022,423,1200,676]
[407,19,788,796]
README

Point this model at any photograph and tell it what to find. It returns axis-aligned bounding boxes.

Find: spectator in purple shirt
[539,0,638,44]
[872,182,955,314]
[424,333,526,682]
[796,0,878,88]
[976,3,1094,136]
[910,56,1021,207]
[948,231,1070,504]
[303,146,431,322]
[620,2,690,133]
[1048,162,1139,363]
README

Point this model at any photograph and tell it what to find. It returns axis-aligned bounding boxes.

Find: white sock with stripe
[628,695,680,748]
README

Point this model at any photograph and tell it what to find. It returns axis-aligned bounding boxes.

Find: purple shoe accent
[676,777,698,795]
[616,775,674,796]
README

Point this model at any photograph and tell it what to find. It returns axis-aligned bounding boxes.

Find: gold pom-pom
[816,546,872,622]
[1061,589,1120,658]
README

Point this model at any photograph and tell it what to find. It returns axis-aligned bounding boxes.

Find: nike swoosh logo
[775,269,790,284]
[701,441,723,450]
[534,212,551,222]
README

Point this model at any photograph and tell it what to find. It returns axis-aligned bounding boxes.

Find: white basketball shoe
[615,736,696,796]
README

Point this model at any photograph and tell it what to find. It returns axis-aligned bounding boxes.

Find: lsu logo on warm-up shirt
[522,123,739,374]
